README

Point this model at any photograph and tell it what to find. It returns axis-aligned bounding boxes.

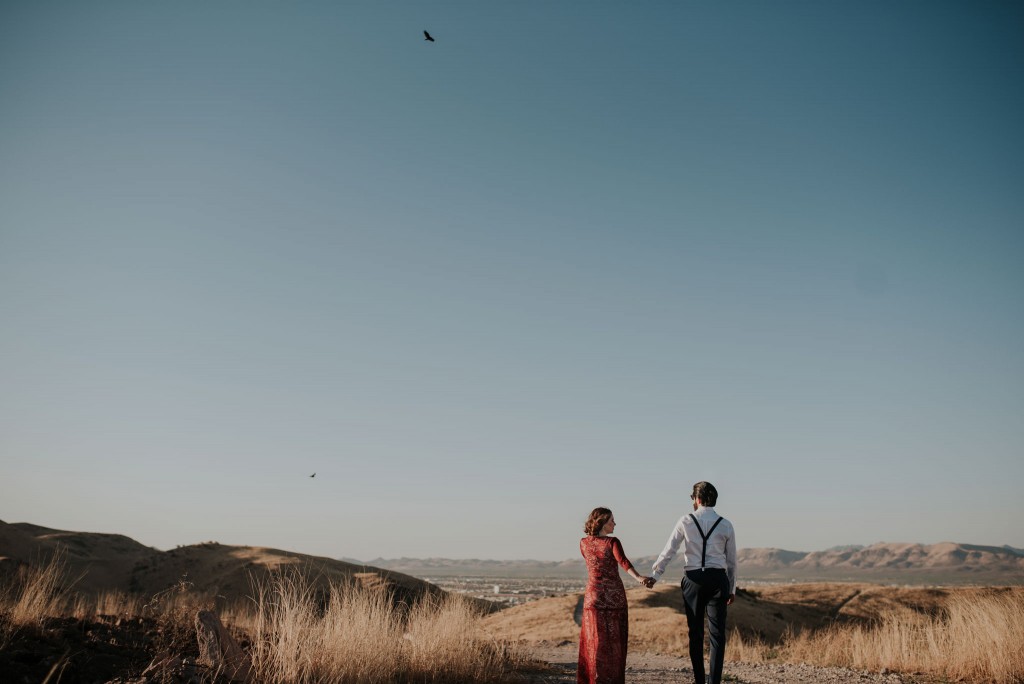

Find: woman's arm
[613,538,655,586]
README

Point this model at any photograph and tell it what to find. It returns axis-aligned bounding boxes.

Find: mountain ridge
[362,541,1024,584]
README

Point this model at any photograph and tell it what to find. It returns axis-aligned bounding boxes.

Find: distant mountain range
[363,542,1024,584]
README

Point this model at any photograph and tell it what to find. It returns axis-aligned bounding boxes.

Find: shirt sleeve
[611,537,636,573]
[652,517,685,581]
[725,521,737,594]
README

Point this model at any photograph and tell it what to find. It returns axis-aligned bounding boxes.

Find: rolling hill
[0,520,489,610]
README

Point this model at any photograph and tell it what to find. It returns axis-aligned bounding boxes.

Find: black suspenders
[688,514,724,568]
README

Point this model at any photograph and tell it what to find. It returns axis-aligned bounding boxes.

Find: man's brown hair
[691,481,718,506]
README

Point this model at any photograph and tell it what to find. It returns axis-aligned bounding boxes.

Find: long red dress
[578,535,635,684]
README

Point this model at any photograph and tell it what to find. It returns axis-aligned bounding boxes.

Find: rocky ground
[523,644,916,684]
[1,616,160,683]
[0,614,218,684]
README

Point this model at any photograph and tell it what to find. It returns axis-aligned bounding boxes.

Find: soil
[2,617,143,683]
[0,615,207,684]
[522,644,916,684]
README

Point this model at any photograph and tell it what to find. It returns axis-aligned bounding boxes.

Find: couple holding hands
[578,481,737,684]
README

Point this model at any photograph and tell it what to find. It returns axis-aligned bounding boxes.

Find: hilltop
[0,520,490,610]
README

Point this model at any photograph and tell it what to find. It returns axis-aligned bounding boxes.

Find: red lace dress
[578,535,636,684]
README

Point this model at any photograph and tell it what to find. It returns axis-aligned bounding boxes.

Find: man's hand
[726,593,735,605]
[641,577,656,589]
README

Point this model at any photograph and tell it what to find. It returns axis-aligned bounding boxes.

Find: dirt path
[830,588,863,620]
[523,644,913,684]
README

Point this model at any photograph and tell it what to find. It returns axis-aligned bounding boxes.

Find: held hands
[629,571,655,589]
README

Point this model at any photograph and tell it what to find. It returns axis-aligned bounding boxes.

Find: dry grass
[72,590,147,619]
[1,553,72,632]
[726,590,1024,682]
[2,555,526,682]
[723,628,775,664]
[491,583,1024,683]
[246,571,523,683]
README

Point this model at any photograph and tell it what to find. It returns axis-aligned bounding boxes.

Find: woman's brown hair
[584,507,613,536]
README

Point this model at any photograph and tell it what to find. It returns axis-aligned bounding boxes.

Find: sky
[1,1,1022,562]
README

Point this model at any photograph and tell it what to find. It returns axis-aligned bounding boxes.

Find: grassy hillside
[0,521,492,612]
[485,581,1024,648]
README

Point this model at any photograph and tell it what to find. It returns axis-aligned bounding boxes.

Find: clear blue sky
[2,1,1022,561]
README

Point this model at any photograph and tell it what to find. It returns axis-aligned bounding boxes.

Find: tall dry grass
[246,572,522,683]
[2,556,526,682]
[724,628,774,664]
[1,553,72,631]
[727,590,1024,683]
[72,590,146,619]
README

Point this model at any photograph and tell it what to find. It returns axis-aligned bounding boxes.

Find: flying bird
[423,30,435,42]
[310,473,316,478]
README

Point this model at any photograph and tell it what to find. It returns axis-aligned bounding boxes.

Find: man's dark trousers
[681,568,729,684]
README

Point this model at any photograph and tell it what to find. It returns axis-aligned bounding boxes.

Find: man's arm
[725,521,737,602]
[651,517,685,581]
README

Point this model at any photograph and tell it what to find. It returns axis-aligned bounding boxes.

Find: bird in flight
[423,30,435,42]
[310,473,316,478]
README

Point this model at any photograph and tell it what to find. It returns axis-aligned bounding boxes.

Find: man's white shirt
[651,505,737,593]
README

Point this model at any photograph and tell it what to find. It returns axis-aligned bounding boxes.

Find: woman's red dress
[577,535,636,684]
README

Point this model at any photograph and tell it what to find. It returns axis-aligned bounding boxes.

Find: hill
[0,520,156,592]
[0,520,490,610]
[484,582,1024,650]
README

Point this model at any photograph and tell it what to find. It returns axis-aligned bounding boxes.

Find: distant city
[424,576,587,606]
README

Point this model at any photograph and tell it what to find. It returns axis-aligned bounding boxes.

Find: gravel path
[523,645,914,684]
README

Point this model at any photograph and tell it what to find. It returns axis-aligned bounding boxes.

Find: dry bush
[246,571,523,683]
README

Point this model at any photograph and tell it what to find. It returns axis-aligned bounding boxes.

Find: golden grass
[723,628,774,664]
[2,553,72,631]
[491,583,1024,683]
[72,590,146,619]
[246,571,523,683]
[2,555,526,682]
[726,590,1024,683]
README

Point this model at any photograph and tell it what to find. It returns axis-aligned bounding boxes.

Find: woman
[578,507,653,684]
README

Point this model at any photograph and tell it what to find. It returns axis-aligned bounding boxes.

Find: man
[650,481,737,684]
